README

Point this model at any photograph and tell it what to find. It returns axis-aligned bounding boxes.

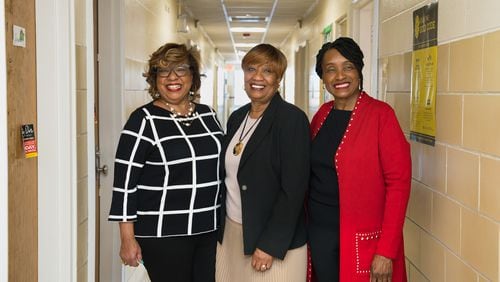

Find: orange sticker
[21,124,38,158]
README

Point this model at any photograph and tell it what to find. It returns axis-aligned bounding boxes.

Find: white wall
[0,0,8,281]
[74,0,97,280]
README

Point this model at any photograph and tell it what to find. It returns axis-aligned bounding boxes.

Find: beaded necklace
[161,100,195,127]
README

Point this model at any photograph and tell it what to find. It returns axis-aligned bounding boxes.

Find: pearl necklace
[162,100,195,126]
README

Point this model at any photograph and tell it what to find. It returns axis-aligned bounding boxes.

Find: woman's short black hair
[315,37,365,90]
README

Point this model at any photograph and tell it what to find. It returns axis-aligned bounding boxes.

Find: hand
[120,236,142,267]
[370,254,393,282]
[251,248,274,272]
[119,222,143,267]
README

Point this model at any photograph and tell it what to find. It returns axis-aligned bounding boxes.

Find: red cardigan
[307,92,411,282]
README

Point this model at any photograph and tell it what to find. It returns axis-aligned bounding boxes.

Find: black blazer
[219,93,310,260]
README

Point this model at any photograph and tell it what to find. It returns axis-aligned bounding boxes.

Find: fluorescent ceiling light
[229,16,268,23]
[230,27,266,33]
[234,43,258,48]
[237,50,248,57]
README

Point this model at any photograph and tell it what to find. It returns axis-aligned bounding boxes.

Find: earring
[153,92,160,99]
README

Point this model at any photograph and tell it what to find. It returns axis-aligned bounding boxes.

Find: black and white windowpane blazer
[109,102,224,238]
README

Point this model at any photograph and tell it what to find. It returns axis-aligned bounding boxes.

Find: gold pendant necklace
[233,142,244,156]
[233,111,263,156]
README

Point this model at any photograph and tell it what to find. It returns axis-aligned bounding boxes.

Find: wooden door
[5,0,38,280]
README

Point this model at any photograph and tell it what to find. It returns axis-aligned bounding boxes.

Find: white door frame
[370,0,380,99]
[36,0,77,281]
[98,1,125,281]
[37,1,97,281]
[351,0,380,99]
[0,1,9,281]
[85,0,97,280]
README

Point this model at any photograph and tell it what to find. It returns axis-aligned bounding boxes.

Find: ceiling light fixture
[221,0,239,61]
[234,43,258,48]
[229,16,269,23]
[176,0,189,33]
[237,50,248,57]
[230,27,266,33]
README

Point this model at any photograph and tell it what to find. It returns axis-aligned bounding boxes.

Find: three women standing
[109,38,410,282]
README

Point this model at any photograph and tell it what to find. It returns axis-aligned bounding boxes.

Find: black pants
[307,199,340,282]
[137,231,216,282]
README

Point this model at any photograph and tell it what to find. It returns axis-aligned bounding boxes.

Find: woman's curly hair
[143,43,202,99]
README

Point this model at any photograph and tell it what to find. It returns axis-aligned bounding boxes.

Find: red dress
[307,92,411,282]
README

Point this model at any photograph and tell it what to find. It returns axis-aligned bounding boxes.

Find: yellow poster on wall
[411,3,438,146]
[411,47,437,141]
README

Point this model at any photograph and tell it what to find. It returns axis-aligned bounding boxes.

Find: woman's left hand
[370,254,393,282]
[251,248,274,272]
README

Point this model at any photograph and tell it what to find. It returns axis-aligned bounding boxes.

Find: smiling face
[243,63,280,104]
[321,48,361,109]
[145,43,202,104]
[155,62,193,105]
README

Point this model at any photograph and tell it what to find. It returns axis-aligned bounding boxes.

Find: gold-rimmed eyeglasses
[156,64,191,78]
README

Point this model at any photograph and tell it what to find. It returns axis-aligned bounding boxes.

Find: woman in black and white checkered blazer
[109,43,223,282]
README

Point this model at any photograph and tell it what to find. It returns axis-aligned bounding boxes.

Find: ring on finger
[260,264,267,271]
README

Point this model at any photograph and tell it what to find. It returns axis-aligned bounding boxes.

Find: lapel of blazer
[238,93,282,169]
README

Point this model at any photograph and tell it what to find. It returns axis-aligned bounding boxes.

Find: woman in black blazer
[216,43,310,282]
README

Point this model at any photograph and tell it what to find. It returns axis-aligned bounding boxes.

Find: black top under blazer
[219,93,310,260]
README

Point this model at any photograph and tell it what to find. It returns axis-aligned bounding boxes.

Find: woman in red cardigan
[307,37,411,282]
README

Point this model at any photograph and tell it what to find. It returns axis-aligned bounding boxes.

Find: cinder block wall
[75,0,89,280]
[380,1,500,281]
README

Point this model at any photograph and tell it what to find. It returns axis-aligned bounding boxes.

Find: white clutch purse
[124,263,151,282]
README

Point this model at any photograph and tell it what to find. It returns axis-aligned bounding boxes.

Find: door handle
[97,164,108,175]
[95,150,108,176]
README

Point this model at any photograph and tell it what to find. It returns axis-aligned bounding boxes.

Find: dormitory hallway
[1,0,499,281]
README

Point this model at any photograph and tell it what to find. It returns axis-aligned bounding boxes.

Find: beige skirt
[216,217,307,282]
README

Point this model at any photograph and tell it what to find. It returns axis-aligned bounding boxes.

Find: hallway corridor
[2,0,500,281]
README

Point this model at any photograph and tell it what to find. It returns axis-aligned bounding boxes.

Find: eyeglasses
[156,64,191,78]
